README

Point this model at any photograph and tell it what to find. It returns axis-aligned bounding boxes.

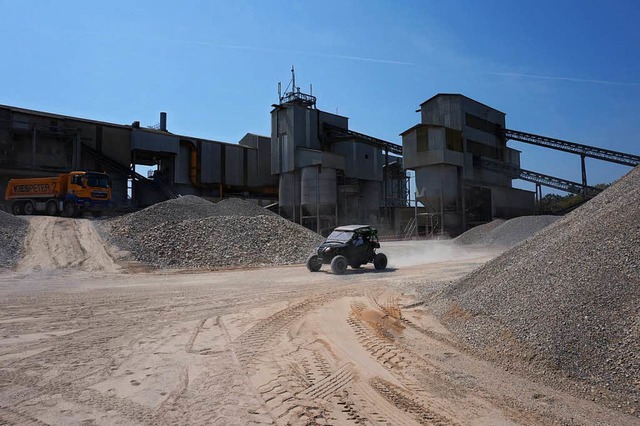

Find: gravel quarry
[434,166,640,416]
[0,173,638,425]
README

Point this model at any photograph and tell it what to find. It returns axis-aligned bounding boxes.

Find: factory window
[465,113,500,134]
[467,139,500,160]
[416,126,429,152]
[445,128,463,152]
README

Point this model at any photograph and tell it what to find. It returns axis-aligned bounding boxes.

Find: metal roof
[0,103,251,149]
[333,225,372,232]
[418,94,505,115]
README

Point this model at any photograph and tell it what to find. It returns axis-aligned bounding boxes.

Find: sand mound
[436,166,640,413]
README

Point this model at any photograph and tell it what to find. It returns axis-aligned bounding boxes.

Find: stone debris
[101,196,323,269]
[455,215,559,247]
[435,166,640,414]
[0,210,28,268]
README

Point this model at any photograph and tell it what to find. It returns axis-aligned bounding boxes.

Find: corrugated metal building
[402,94,534,236]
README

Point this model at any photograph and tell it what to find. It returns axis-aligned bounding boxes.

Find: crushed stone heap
[455,215,559,247]
[436,167,640,414]
[0,210,28,268]
[102,196,323,269]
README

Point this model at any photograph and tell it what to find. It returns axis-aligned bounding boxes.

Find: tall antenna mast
[278,66,316,108]
[291,65,296,93]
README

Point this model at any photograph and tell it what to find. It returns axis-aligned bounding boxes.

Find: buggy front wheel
[306,254,322,272]
[374,253,388,271]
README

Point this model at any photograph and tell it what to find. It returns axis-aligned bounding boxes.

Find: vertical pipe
[414,192,418,239]
[440,187,444,235]
[580,155,587,196]
[160,112,167,131]
[316,165,320,234]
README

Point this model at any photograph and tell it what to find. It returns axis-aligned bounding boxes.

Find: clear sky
[1,0,638,194]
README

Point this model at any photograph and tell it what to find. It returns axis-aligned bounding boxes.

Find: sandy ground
[0,218,637,425]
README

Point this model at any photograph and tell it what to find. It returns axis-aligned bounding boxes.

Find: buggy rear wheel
[331,255,348,275]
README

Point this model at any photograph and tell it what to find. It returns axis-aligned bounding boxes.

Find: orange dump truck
[4,171,112,217]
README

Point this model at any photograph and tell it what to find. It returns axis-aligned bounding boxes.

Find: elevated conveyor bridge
[503,129,640,167]
[475,157,603,199]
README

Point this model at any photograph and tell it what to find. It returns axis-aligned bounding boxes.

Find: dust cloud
[382,240,495,268]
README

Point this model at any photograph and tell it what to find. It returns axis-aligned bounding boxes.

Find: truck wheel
[23,202,34,215]
[63,203,78,218]
[330,255,348,275]
[306,254,322,272]
[374,253,388,271]
[11,202,23,215]
[46,200,58,216]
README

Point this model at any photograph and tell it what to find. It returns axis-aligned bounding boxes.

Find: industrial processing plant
[1,70,638,237]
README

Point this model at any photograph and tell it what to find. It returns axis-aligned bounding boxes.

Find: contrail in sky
[194,41,414,66]
[489,72,640,87]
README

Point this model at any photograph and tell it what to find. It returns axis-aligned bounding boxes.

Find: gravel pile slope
[455,215,559,247]
[102,196,323,269]
[454,219,505,245]
[106,196,274,236]
[435,166,640,414]
[0,210,28,268]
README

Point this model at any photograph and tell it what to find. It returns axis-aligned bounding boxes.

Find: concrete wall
[239,134,278,187]
[492,187,535,218]
[414,164,460,212]
[331,140,383,181]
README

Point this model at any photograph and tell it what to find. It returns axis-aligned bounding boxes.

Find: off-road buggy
[306,225,388,274]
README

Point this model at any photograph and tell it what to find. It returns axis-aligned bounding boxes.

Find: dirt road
[0,220,636,425]
[17,217,119,274]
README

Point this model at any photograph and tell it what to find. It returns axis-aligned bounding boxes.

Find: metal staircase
[81,143,178,200]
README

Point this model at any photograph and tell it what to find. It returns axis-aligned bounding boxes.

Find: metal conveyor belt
[503,129,640,167]
[476,157,603,198]
[324,123,403,155]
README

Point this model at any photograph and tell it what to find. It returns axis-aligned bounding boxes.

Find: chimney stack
[160,112,167,131]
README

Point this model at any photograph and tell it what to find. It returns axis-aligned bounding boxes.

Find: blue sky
[1,0,638,194]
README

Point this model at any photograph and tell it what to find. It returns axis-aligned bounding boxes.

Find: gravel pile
[0,210,28,268]
[434,166,640,415]
[455,215,559,247]
[454,219,505,245]
[102,196,323,269]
